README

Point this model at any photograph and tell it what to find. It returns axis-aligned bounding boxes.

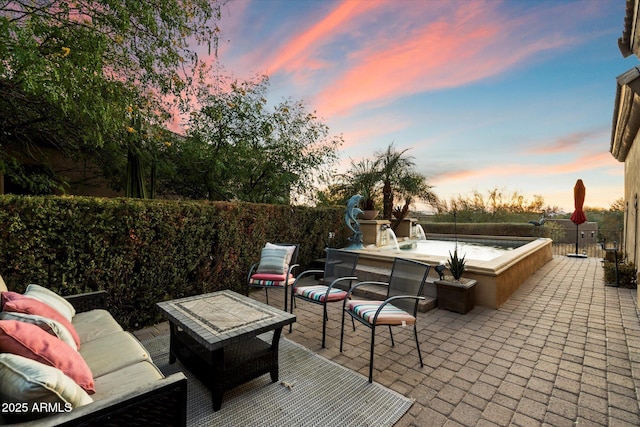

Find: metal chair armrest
[372,295,426,321]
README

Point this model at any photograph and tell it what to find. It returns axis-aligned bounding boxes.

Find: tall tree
[161,76,342,203]
[0,0,223,193]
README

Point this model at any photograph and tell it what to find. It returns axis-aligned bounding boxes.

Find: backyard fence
[552,227,624,260]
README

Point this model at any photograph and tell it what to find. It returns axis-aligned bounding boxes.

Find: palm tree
[338,158,382,210]
[377,143,437,221]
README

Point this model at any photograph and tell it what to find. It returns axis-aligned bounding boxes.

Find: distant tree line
[431,187,559,223]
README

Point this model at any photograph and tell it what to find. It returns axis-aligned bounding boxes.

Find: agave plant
[447,248,466,281]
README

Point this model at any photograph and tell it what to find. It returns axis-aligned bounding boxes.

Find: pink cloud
[525,128,610,155]
[432,151,618,186]
[267,1,382,75]
[315,3,573,117]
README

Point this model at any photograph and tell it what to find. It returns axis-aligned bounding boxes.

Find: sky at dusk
[199,0,633,212]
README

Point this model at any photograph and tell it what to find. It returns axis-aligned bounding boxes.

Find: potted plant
[360,190,380,220]
[434,248,477,314]
[339,158,381,220]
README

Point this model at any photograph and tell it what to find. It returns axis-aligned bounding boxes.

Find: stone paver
[135,255,640,426]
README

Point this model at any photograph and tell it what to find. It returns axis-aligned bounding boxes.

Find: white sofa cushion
[0,274,7,293]
[0,353,93,411]
[72,309,123,344]
[92,360,163,401]
[79,332,150,378]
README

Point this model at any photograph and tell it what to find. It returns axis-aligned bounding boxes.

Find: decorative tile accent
[177,293,273,333]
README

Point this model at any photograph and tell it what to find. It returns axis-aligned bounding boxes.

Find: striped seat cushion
[249,273,294,287]
[347,300,416,325]
[294,285,348,302]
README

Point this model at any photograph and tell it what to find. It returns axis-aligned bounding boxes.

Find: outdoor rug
[142,333,413,426]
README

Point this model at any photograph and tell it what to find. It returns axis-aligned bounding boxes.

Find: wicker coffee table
[157,290,296,411]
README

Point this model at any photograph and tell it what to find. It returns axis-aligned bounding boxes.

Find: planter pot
[435,278,477,314]
[360,210,379,220]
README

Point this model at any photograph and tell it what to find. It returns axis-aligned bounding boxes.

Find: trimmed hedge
[0,195,346,329]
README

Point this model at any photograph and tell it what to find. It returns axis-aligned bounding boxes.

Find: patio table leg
[211,348,225,411]
[168,323,177,364]
[270,327,283,382]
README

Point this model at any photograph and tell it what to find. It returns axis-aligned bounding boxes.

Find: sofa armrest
[64,291,107,313]
[7,373,188,427]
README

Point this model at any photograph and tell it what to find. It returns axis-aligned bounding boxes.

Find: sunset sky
[203,0,632,212]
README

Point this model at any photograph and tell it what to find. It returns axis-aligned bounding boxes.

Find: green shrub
[603,261,637,288]
[0,195,346,329]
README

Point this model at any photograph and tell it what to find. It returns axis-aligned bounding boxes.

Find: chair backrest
[323,248,359,289]
[387,258,431,315]
[270,243,300,265]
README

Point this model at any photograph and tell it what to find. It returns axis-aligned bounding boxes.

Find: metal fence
[551,227,623,260]
[552,242,606,258]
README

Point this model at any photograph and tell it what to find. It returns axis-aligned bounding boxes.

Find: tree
[160,76,342,203]
[600,198,625,244]
[336,159,382,210]
[326,142,437,219]
[434,187,559,223]
[0,0,223,193]
[376,143,437,221]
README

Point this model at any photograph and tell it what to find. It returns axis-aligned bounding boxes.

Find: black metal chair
[290,248,359,348]
[340,257,431,383]
[246,243,299,312]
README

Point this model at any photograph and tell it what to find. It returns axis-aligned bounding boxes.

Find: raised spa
[349,231,552,309]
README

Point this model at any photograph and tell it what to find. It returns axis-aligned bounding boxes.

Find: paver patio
[135,255,640,426]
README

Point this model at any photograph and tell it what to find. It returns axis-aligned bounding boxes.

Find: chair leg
[283,286,288,313]
[289,292,295,333]
[369,325,376,383]
[340,304,346,352]
[413,324,424,368]
[322,303,328,348]
[265,288,269,305]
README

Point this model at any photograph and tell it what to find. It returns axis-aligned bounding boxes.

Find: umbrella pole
[575,224,579,255]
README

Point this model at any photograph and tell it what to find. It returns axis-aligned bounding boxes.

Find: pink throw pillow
[1,291,23,309]
[3,297,81,348]
[0,320,95,394]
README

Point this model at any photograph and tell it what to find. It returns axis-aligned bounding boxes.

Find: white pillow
[265,243,296,266]
[0,353,93,412]
[0,274,7,293]
[0,311,78,350]
[24,284,76,321]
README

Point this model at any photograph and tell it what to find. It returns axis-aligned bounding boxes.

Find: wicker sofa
[0,278,187,426]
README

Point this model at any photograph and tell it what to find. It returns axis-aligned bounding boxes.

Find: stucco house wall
[614,0,640,306]
[623,132,640,266]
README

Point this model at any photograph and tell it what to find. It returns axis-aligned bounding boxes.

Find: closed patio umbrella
[569,179,587,256]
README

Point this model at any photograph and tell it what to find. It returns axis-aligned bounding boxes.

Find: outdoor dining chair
[339,257,431,383]
[290,248,359,348]
[246,243,299,312]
